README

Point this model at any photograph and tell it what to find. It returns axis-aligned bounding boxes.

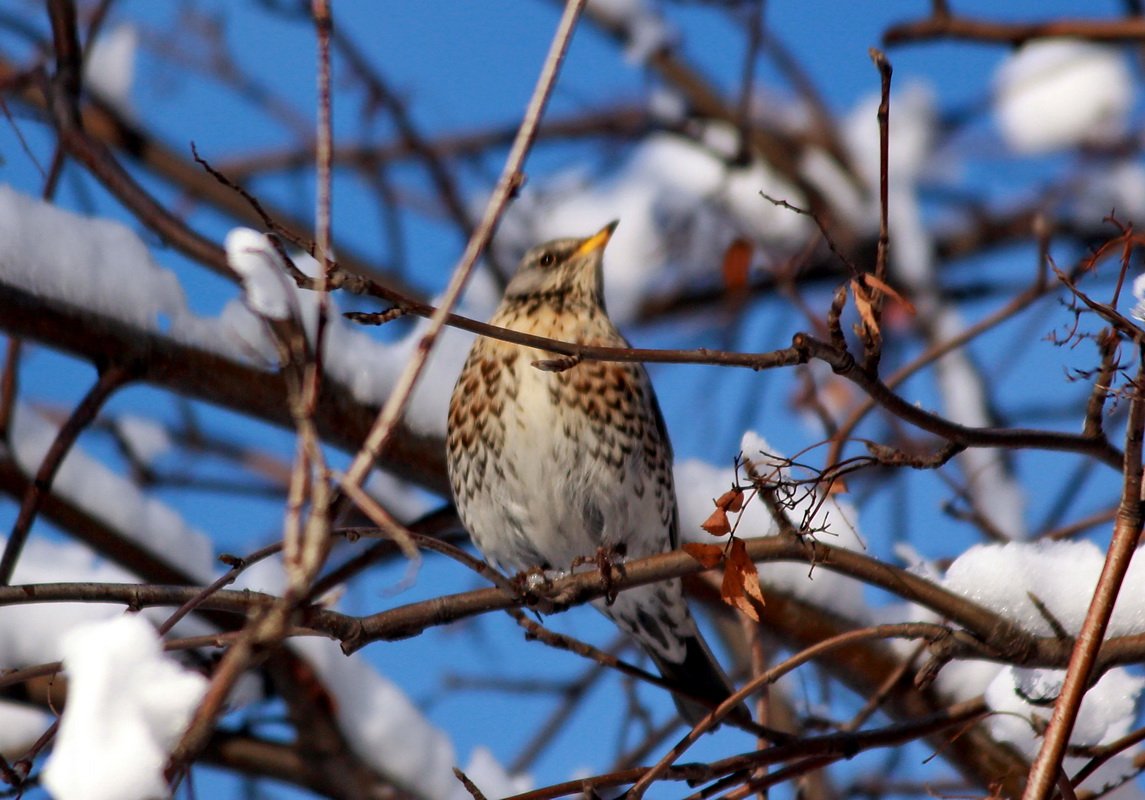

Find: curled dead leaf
[862,273,916,316]
[701,507,731,536]
[720,537,765,621]
[715,487,744,513]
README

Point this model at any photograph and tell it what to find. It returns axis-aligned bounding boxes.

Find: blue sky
[1,1,1142,797]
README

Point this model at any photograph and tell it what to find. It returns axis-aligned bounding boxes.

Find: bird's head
[503,220,619,309]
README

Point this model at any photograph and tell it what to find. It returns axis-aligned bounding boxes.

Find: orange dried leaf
[701,507,731,536]
[862,273,916,316]
[725,538,765,619]
[720,554,747,611]
[727,538,755,575]
[721,565,760,622]
[722,238,752,292]
[742,581,765,616]
[715,488,744,513]
[683,542,725,568]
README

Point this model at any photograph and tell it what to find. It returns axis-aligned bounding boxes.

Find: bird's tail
[646,632,751,727]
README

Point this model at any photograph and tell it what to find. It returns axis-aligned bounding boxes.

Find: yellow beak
[573,220,619,258]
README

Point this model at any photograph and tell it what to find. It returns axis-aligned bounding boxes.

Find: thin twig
[0,337,19,440]
[339,0,588,494]
[156,542,283,636]
[506,698,987,800]
[863,48,892,372]
[0,363,133,585]
[626,624,960,798]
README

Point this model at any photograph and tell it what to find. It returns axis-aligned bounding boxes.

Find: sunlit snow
[42,615,207,800]
[994,39,1133,154]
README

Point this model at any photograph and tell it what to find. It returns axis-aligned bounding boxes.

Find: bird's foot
[572,544,627,605]
[510,566,562,614]
[514,566,551,592]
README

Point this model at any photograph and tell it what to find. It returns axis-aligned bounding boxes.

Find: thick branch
[886,14,1145,46]
[0,281,448,494]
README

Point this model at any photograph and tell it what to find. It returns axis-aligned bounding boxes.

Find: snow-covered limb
[224,228,295,321]
[42,615,207,800]
[0,186,469,439]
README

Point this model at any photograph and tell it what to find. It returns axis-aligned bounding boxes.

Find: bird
[446,220,747,726]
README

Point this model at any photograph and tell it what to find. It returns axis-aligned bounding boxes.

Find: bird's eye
[539,251,555,268]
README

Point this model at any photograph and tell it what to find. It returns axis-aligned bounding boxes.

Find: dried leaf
[701,507,731,536]
[862,273,916,316]
[715,488,744,513]
[720,553,748,616]
[722,238,752,292]
[850,278,880,338]
[683,542,724,568]
[720,538,765,621]
[736,556,766,614]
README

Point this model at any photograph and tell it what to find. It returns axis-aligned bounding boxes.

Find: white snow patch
[85,23,137,113]
[648,85,686,124]
[225,228,294,320]
[934,658,1006,705]
[218,247,471,434]
[1134,272,1145,323]
[799,147,868,231]
[994,40,1133,154]
[0,701,51,757]
[943,540,1145,637]
[985,666,1142,791]
[0,185,195,340]
[0,537,137,667]
[230,552,287,596]
[114,414,172,466]
[883,543,1145,791]
[42,615,207,800]
[1084,161,1145,225]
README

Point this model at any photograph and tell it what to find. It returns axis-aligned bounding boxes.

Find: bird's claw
[571,545,627,605]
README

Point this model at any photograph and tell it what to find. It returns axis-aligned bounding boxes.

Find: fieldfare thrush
[447,221,746,725]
